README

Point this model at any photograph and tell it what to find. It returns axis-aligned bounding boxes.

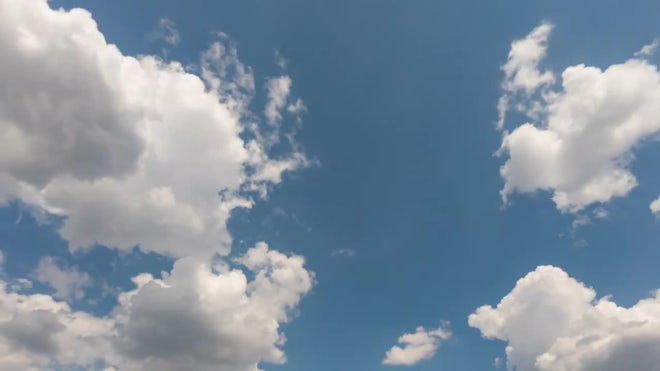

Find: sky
[1,0,660,370]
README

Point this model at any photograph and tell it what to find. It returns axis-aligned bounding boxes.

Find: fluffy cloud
[469,265,660,371]
[0,280,114,371]
[650,197,660,214]
[382,323,451,366]
[0,243,313,371]
[497,24,660,212]
[0,0,315,369]
[113,242,314,371]
[497,23,554,129]
[35,257,91,301]
[0,0,308,258]
[502,23,555,95]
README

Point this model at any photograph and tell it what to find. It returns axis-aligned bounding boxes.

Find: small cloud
[272,206,287,216]
[150,17,180,47]
[593,207,608,219]
[274,50,288,69]
[382,322,452,366]
[35,257,91,302]
[650,197,660,215]
[9,278,33,291]
[330,248,356,257]
[493,357,504,368]
[570,214,591,235]
[573,239,589,248]
[265,76,292,126]
[635,38,659,58]
[287,98,307,114]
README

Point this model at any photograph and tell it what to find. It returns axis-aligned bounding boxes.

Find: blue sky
[1,0,660,370]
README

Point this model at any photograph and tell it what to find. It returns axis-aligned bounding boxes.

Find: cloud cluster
[382,323,452,366]
[497,24,660,212]
[0,280,114,371]
[0,0,307,258]
[469,265,660,371]
[0,243,313,371]
[0,0,314,370]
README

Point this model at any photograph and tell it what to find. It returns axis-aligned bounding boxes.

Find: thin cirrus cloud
[0,0,315,370]
[149,17,181,47]
[496,23,660,213]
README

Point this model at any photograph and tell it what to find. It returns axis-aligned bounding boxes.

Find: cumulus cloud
[382,323,451,366]
[0,243,314,371]
[502,22,555,94]
[0,0,315,369]
[650,197,660,214]
[497,24,660,212]
[0,0,309,258]
[497,23,554,128]
[0,281,114,371]
[35,257,91,302]
[469,265,660,371]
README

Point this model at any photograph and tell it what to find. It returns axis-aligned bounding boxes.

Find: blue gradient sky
[2,0,660,370]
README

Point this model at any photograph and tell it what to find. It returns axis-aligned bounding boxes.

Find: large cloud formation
[0,0,308,258]
[0,0,314,370]
[0,243,314,371]
[497,23,660,212]
[469,266,660,371]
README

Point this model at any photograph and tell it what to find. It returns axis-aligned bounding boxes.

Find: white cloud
[0,1,315,369]
[35,257,90,302]
[502,23,555,95]
[635,38,659,58]
[497,23,660,212]
[593,207,609,219]
[382,323,451,366]
[0,0,308,258]
[150,17,180,47]
[274,50,288,69]
[200,34,255,113]
[0,281,114,371]
[287,98,307,115]
[265,76,293,125]
[497,23,554,128]
[0,243,314,371]
[113,242,314,371]
[650,197,660,214]
[469,265,660,371]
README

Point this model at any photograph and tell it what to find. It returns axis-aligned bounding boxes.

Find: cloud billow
[497,23,660,213]
[0,0,314,370]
